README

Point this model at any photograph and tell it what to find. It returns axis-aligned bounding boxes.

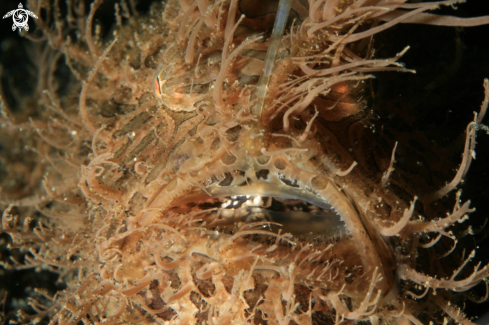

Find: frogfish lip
[137,153,397,299]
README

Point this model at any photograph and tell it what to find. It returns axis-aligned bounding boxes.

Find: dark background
[371,2,489,323]
[1,0,489,324]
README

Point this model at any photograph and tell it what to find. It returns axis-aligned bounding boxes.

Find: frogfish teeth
[0,0,489,324]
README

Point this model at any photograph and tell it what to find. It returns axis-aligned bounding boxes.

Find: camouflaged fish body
[0,0,488,324]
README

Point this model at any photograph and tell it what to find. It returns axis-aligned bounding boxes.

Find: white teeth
[253,196,263,206]
[221,199,232,208]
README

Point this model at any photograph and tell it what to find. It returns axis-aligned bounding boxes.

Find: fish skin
[0,0,488,324]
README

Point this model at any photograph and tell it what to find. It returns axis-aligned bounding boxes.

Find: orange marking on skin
[154,77,162,97]
[332,83,349,94]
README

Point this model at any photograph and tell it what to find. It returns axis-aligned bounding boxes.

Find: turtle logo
[3,3,38,32]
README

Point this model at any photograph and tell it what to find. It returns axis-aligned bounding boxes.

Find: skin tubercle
[0,0,489,324]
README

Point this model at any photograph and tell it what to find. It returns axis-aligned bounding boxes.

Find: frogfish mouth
[1,0,489,324]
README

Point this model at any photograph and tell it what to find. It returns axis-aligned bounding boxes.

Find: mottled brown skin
[0,0,488,324]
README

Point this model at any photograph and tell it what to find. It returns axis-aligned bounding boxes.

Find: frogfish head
[0,0,488,324]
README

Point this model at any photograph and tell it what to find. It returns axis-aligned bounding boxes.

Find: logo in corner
[3,3,38,32]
